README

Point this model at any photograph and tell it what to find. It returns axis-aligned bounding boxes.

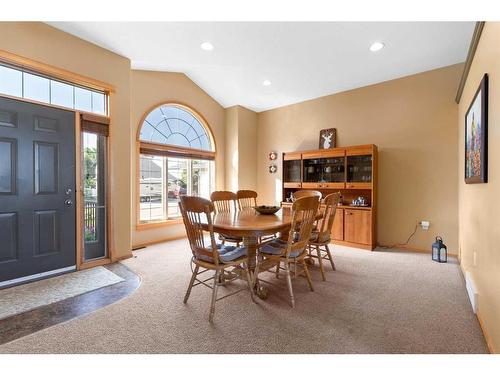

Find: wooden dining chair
[308,192,341,281]
[210,191,243,247]
[292,189,322,201]
[254,196,320,308]
[237,189,277,244]
[179,196,255,322]
[291,190,322,233]
[236,190,258,210]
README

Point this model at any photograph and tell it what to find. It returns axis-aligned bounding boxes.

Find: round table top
[206,207,321,238]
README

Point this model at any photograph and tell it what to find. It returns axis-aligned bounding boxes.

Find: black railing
[84,201,97,242]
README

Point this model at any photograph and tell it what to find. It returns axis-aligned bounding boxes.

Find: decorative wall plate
[268,151,277,161]
[269,164,277,174]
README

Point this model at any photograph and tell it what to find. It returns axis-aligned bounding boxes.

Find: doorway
[0,96,76,286]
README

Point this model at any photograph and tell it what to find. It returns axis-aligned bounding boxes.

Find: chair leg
[325,244,336,271]
[244,265,256,303]
[284,263,295,308]
[184,264,199,303]
[275,263,280,278]
[209,269,220,323]
[317,245,326,281]
[253,256,261,288]
[302,260,314,292]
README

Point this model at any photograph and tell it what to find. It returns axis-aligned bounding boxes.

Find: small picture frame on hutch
[319,128,336,149]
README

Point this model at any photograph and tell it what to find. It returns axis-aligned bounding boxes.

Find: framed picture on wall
[465,74,488,184]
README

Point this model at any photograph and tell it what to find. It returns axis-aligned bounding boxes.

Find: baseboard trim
[477,311,495,354]
[112,253,134,262]
[376,243,457,258]
[132,234,187,250]
[458,260,495,354]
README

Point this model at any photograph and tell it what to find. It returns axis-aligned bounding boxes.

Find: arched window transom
[139,104,213,151]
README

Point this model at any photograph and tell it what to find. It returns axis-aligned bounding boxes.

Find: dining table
[204,206,322,298]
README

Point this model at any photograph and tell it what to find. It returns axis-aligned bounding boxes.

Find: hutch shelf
[281,144,378,250]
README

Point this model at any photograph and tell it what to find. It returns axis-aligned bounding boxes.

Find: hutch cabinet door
[344,209,372,245]
[346,154,372,187]
[283,160,302,184]
[331,208,344,241]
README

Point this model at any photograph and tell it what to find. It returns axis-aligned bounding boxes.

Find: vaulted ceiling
[49,22,474,112]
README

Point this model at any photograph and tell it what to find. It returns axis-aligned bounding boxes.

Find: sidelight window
[81,115,109,262]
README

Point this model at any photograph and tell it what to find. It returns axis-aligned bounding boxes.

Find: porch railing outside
[84,201,98,242]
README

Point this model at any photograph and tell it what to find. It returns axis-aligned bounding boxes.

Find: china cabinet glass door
[346,155,372,183]
[283,159,301,182]
[303,157,345,183]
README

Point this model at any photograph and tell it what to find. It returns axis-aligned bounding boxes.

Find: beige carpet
[0,266,124,320]
[0,240,487,353]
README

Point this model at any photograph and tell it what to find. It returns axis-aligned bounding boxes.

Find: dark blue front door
[0,96,76,284]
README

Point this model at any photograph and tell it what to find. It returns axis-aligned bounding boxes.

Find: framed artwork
[465,74,488,184]
[319,128,336,149]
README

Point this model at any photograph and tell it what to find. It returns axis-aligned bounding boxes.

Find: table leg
[244,236,268,300]
[245,236,258,271]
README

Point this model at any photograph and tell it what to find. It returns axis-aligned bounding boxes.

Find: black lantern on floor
[432,236,447,263]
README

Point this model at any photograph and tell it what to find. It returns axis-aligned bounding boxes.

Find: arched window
[139,104,213,151]
[137,103,215,226]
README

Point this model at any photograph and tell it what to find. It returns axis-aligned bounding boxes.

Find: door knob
[65,199,73,206]
[65,188,72,195]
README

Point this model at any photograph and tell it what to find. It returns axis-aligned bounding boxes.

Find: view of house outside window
[139,155,214,222]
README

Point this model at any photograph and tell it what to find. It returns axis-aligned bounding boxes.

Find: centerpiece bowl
[254,205,281,215]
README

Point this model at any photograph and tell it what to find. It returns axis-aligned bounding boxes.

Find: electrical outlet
[420,220,430,230]
[473,251,477,266]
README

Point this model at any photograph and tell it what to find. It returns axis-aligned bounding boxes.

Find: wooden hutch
[281,144,377,250]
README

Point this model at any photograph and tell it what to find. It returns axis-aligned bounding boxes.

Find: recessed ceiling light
[262,80,272,86]
[200,42,214,51]
[369,42,385,52]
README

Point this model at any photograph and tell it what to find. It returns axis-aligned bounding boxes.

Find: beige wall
[225,106,239,191]
[225,105,258,192]
[130,70,226,247]
[257,64,462,253]
[458,22,500,353]
[0,22,132,260]
[238,106,258,191]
